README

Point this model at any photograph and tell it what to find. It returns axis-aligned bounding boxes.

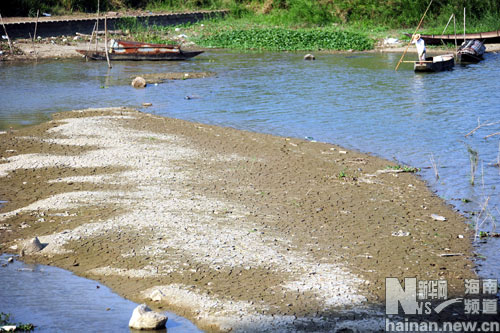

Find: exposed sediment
[0,108,476,332]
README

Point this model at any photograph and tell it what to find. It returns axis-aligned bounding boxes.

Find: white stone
[303,54,315,60]
[131,77,147,89]
[21,237,44,255]
[128,304,167,330]
[431,214,446,221]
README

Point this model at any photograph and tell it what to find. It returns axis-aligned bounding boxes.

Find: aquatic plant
[194,27,374,51]
[466,145,478,185]
[0,312,35,331]
[385,165,420,173]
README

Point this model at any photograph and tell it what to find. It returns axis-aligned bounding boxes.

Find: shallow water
[1,51,499,276]
[0,254,201,332]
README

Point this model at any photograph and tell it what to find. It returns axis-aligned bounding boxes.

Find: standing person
[412,33,426,63]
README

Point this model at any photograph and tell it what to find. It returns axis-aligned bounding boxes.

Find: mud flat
[0,108,476,332]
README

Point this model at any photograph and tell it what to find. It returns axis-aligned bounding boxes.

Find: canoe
[76,39,204,61]
[414,54,454,72]
[406,30,500,45]
[457,39,486,64]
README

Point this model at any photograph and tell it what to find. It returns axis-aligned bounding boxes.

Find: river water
[0,254,201,332]
[1,49,499,323]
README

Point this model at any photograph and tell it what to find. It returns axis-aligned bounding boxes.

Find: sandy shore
[0,108,477,331]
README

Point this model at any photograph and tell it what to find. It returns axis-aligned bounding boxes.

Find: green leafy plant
[386,165,420,173]
[0,312,35,331]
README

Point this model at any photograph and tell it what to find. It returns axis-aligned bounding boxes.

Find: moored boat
[406,29,500,45]
[457,39,486,64]
[414,54,455,72]
[76,39,204,61]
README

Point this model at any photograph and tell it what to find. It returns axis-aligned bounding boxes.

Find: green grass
[56,0,500,52]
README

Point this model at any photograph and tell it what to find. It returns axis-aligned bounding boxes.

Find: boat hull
[457,39,486,64]
[406,30,500,45]
[414,54,455,72]
[76,49,204,61]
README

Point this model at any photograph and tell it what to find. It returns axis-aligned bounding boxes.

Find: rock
[142,102,152,107]
[150,289,165,302]
[431,214,447,221]
[21,237,44,255]
[131,77,147,88]
[7,257,13,263]
[128,304,167,330]
[392,230,410,237]
[304,54,315,60]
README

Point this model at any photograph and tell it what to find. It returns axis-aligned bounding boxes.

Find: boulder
[304,54,315,60]
[131,77,147,89]
[21,237,44,255]
[128,304,167,330]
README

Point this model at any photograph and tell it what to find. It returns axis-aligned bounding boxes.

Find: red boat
[76,40,204,61]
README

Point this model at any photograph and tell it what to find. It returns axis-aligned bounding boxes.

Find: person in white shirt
[412,33,426,63]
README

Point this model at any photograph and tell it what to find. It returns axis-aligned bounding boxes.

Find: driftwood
[465,118,500,137]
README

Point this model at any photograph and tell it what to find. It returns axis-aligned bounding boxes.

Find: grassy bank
[3,0,500,30]
[2,1,499,51]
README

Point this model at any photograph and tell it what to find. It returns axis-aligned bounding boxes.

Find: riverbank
[3,36,500,62]
[0,108,477,331]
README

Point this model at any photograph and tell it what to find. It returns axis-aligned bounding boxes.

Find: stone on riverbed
[21,237,44,255]
[304,54,315,60]
[131,77,147,89]
[128,304,167,330]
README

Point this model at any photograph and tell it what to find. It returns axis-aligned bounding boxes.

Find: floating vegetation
[195,28,374,51]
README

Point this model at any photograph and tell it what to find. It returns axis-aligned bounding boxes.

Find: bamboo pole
[0,13,13,53]
[33,10,40,61]
[104,16,111,69]
[395,0,434,71]
[454,14,457,54]
[95,0,100,52]
[440,14,454,46]
[463,7,466,41]
[86,22,97,61]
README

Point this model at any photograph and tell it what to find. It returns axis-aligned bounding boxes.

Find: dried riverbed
[0,108,477,331]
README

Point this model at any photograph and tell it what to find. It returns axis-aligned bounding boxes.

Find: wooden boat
[414,54,454,72]
[406,29,500,45]
[76,40,203,61]
[457,39,486,64]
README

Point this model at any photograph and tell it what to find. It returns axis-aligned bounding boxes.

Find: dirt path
[0,108,476,332]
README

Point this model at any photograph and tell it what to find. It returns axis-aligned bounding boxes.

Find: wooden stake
[454,14,457,54]
[0,13,13,53]
[440,14,454,46]
[33,10,40,61]
[95,0,100,52]
[463,7,466,41]
[86,22,97,61]
[395,0,434,71]
[104,16,111,69]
